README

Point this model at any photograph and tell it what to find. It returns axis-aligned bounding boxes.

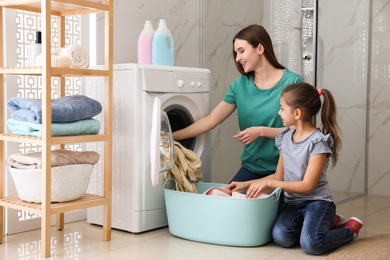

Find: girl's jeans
[272,200,354,255]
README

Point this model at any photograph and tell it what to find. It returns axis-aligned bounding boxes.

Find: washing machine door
[150,97,175,187]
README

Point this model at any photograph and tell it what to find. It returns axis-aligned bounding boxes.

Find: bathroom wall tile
[316,0,369,194]
[112,0,200,67]
[110,0,266,183]
[206,0,264,183]
[109,0,390,197]
[267,0,304,81]
[368,0,390,196]
[265,0,369,196]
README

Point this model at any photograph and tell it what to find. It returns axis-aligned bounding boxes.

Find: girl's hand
[246,180,269,198]
[226,181,250,192]
[233,127,261,145]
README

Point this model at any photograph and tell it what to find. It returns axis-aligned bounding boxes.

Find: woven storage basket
[9,164,94,203]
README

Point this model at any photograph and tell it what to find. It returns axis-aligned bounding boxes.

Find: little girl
[227,82,363,255]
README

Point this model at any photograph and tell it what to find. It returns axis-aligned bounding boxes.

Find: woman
[173,25,303,182]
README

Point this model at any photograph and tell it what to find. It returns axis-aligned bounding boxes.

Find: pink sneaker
[330,214,346,230]
[338,217,363,238]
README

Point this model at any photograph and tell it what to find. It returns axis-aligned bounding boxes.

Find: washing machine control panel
[173,71,209,93]
[141,65,210,93]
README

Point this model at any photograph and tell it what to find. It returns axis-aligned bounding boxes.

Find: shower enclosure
[264,0,370,202]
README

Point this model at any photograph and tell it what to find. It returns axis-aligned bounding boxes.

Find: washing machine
[86,63,211,233]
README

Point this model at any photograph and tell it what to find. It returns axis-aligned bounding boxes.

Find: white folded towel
[52,45,89,69]
[36,54,71,68]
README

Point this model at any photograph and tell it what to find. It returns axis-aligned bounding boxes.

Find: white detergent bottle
[138,20,155,64]
[152,19,174,66]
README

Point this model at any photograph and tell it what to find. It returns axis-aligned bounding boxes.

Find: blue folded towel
[7,118,101,137]
[7,95,102,124]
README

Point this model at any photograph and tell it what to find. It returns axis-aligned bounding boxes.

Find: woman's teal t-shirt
[223,69,303,175]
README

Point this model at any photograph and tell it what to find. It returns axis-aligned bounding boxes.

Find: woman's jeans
[229,167,274,183]
[272,200,354,255]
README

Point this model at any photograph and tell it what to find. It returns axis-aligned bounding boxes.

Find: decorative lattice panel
[272,0,315,83]
[301,0,314,81]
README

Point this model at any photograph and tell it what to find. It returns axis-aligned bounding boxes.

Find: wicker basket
[9,164,94,203]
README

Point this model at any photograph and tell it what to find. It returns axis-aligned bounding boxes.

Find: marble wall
[205,0,264,183]
[316,0,369,195]
[110,0,201,67]
[368,0,390,196]
[262,0,369,197]
[107,0,264,184]
[108,0,390,197]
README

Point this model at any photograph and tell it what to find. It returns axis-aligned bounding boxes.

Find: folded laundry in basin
[203,187,270,199]
[7,118,100,137]
[52,45,89,68]
[8,149,100,169]
[7,95,102,124]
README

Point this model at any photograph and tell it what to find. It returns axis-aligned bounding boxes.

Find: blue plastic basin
[164,178,282,247]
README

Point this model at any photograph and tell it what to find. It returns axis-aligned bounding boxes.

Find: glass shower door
[316,0,369,202]
[267,0,369,202]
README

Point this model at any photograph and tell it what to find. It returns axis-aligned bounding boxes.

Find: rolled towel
[52,45,89,68]
[7,95,102,124]
[35,54,71,68]
[8,149,100,169]
[7,118,101,137]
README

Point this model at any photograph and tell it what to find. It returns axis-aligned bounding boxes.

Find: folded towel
[8,149,100,169]
[52,45,89,68]
[7,118,100,137]
[35,53,71,68]
[7,95,102,124]
[164,141,203,193]
[203,187,270,199]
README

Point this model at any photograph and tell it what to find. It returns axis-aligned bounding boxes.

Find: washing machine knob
[190,81,195,87]
[177,80,184,88]
[197,82,202,87]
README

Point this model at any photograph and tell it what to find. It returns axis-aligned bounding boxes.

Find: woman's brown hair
[281,82,341,166]
[233,24,285,77]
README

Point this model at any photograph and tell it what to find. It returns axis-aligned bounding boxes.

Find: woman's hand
[226,181,250,192]
[233,127,261,145]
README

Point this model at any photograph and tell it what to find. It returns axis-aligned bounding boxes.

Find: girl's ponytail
[320,89,341,166]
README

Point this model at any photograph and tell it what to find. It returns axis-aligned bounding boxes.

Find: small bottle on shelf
[27,31,42,67]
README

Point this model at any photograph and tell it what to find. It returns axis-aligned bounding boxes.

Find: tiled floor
[1,194,390,259]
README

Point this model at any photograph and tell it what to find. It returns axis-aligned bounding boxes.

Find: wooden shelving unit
[0,0,113,258]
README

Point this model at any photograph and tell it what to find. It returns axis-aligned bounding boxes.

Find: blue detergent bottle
[152,19,174,66]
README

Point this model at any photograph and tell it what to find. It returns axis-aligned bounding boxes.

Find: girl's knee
[300,236,326,255]
[272,225,298,248]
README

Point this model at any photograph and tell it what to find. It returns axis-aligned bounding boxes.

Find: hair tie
[317,88,322,96]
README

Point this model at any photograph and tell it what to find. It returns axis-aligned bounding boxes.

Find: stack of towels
[7,95,102,137]
[8,149,100,169]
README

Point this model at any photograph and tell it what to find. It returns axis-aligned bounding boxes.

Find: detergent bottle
[152,19,174,66]
[137,20,155,64]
